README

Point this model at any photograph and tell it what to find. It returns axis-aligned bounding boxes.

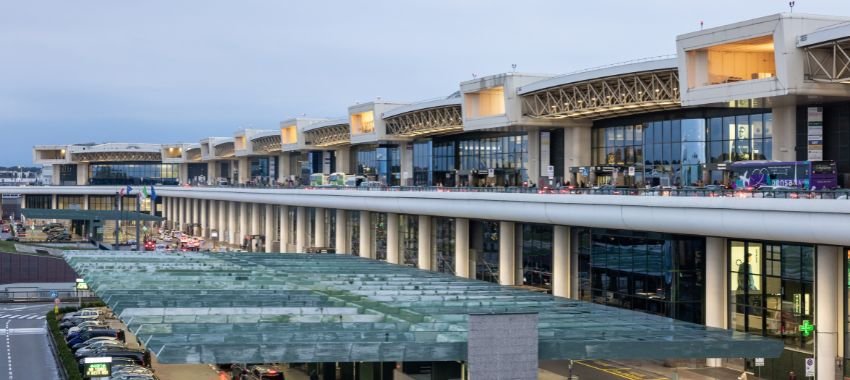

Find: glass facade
[475,221,500,283]
[373,212,387,260]
[89,162,179,185]
[729,240,813,351]
[401,215,418,266]
[59,164,77,185]
[459,134,528,187]
[591,110,772,187]
[25,195,52,209]
[348,211,360,256]
[57,196,84,210]
[434,217,454,274]
[413,141,433,186]
[88,196,115,211]
[577,228,705,324]
[521,224,553,290]
[355,145,400,185]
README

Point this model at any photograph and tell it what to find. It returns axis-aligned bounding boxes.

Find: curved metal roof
[518,57,677,95]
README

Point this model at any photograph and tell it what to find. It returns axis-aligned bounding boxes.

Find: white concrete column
[279,154,292,182]
[564,124,592,183]
[335,209,348,254]
[264,204,275,253]
[334,148,350,174]
[250,203,260,236]
[207,161,218,185]
[399,144,413,186]
[499,221,516,286]
[199,199,207,237]
[455,218,470,278]
[296,206,307,253]
[279,205,289,252]
[417,215,432,270]
[180,198,187,231]
[208,200,217,237]
[314,208,326,247]
[771,104,797,162]
[817,245,840,380]
[386,213,400,264]
[552,225,571,298]
[193,199,201,231]
[179,163,189,185]
[239,202,248,248]
[51,194,57,209]
[238,157,249,184]
[217,200,226,243]
[228,201,237,246]
[185,198,192,226]
[705,237,727,368]
[76,163,89,185]
[528,131,540,183]
[359,211,372,259]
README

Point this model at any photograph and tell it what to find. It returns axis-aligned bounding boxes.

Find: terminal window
[464,87,505,119]
[350,111,375,135]
[281,125,298,144]
[686,35,776,89]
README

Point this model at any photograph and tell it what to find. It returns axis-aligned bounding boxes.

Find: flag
[141,186,149,199]
[125,185,133,195]
[118,187,125,197]
[150,186,157,202]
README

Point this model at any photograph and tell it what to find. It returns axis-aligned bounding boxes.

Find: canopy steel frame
[384,105,463,137]
[804,38,850,83]
[521,69,680,120]
[252,135,282,154]
[303,124,350,148]
[214,142,235,158]
[72,152,162,162]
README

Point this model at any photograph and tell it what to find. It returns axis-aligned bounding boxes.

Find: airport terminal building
[11,13,850,379]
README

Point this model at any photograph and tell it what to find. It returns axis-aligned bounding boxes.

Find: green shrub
[47,310,84,380]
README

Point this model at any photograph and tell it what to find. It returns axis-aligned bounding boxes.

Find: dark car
[77,348,151,368]
[231,364,285,380]
[78,354,148,374]
[67,329,120,347]
[65,325,112,342]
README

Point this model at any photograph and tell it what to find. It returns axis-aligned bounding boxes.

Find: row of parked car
[59,307,156,380]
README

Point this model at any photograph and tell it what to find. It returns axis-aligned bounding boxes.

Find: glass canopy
[63,251,783,364]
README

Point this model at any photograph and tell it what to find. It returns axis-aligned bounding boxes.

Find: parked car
[63,320,106,335]
[71,336,118,352]
[74,340,126,358]
[76,347,150,368]
[67,329,121,347]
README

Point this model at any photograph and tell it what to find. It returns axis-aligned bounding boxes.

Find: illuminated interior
[350,111,375,135]
[281,125,298,144]
[235,136,246,150]
[686,36,776,89]
[464,86,505,119]
[163,147,183,159]
[37,149,65,160]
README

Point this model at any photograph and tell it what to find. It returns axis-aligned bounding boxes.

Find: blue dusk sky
[2,1,849,165]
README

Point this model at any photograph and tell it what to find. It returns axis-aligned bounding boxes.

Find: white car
[66,321,106,336]
[62,309,100,321]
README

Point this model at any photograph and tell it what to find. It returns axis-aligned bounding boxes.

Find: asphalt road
[0,303,58,380]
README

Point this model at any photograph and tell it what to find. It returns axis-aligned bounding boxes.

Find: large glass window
[89,162,179,185]
[25,195,52,209]
[57,196,84,210]
[88,196,116,211]
[729,240,813,351]
[348,211,360,256]
[413,141,432,187]
[591,110,771,187]
[401,215,418,266]
[434,217,454,274]
[475,221,500,283]
[521,224,553,290]
[576,228,705,324]
[373,212,387,261]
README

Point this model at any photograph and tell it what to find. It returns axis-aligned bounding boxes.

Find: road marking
[5,319,12,380]
[575,360,667,380]
[0,328,47,336]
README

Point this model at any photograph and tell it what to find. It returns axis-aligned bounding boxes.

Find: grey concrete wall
[468,313,538,380]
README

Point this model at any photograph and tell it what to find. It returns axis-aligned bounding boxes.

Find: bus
[730,160,837,190]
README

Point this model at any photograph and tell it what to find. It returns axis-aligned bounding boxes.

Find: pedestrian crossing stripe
[0,314,45,320]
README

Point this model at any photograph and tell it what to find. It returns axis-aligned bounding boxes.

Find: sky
[2,0,850,166]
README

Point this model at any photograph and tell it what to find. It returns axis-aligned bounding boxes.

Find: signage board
[805,357,815,376]
[628,167,635,176]
[75,278,88,291]
[807,107,823,161]
[487,168,495,178]
[83,357,112,378]
[546,165,555,178]
[755,358,764,367]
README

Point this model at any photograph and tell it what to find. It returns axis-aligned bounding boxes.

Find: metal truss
[252,135,282,154]
[214,143,235,158]
[185,148,202,162]
[804,38,850,83]
[304,124,350,148]
[385,105,463,137]
[522,69,680,120]
[72,152,161,162]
